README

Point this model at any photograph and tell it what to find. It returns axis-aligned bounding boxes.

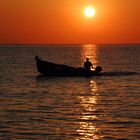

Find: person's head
[86,58,89,61]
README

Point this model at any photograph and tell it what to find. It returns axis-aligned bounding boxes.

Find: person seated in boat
[84,58,93,71]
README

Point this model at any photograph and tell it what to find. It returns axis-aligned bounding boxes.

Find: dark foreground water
[0,44,140,140]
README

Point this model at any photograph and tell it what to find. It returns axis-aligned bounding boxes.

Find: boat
[35,56,102,76]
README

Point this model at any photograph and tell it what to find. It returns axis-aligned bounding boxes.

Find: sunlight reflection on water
[76,80,102,140]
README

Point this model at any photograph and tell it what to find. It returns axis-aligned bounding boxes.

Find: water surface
[0,44,140,139]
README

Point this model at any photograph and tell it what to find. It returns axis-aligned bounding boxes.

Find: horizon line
[0,43,140,46]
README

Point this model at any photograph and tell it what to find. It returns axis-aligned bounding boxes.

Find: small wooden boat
[35,56,102,76]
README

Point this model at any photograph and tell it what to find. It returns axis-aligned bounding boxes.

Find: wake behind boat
[35,56,102,77]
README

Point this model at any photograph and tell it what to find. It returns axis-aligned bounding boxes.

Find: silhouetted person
[84,58,93,71]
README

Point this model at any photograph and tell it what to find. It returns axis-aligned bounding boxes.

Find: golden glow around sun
[84,7,95,17]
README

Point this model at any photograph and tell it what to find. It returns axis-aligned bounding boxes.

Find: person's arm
[91,62,93,68]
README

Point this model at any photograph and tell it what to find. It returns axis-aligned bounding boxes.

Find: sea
[0,44,140,140]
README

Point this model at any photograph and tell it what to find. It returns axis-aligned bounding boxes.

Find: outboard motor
[95,66,102,73]
[35,55,39,60]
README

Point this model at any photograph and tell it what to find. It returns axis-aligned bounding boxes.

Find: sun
[84,7,95,17]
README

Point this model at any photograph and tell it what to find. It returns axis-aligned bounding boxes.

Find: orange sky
[0,0,140,44]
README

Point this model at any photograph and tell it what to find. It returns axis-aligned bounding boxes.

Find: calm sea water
[0,44,140,140]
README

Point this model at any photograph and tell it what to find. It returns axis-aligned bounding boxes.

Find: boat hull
[35,56,102,77]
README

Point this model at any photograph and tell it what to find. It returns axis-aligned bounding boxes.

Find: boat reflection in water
[76,80,102,140]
